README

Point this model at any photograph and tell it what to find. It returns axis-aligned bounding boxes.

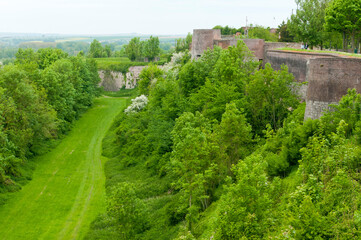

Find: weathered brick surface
[304,100,337,119]
[242,39,265,60]
[306,58,361,103]
[264,50,340,83]
[191,29,221,59]
[189,29,361,120]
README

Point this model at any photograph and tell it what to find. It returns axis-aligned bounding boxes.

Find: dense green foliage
[212,25,277,42]
[175,33,192,53]
[0,48,100,193]
[95,57,166,73]
[325,0,361,51]
[288,0,331,48]
[125,36,161,61]
[86,42,309,239]
[277,21,295,42]
[213,25,244,35]
[286,0,361,50]
[89,39,113,58]
[87,38,361,239]
[247,25,278,42]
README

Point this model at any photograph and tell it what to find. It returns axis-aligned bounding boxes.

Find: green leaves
[245,64,300,135]
[325,0,361,50]
[125,36,161,62]
[107,182,147,239]
[288,0,331,48]
[0,48,100,188]
[215,154,275,239]
[143,36,161,61]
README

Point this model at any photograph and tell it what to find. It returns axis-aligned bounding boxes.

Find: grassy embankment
[277,47,361,58]
[95,57,167,72]
[0,97,126,240]
[85,89,181,240]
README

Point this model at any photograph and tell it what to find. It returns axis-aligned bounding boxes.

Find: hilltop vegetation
[0,48,100,199]
[0,34,185,62]
[85,41,361,239]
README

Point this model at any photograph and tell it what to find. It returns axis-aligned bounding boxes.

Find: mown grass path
[0,97,126,240]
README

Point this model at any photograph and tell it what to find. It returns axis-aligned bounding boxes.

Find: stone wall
[190,29,361,120]
[191,29,221,59]
[264,50,340,83]
[242,39,265,60]
[264,50,344,101]
[266,51,361,119]
[213,38,237,50]
[305,58,361,119]
[98,66,147,91]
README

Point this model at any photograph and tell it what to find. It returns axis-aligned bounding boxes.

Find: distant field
[55,38,91,43]
[18,41,56,48]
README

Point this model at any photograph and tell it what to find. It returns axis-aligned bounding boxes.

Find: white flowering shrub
[162,51,190,76]
[124,95,149,114]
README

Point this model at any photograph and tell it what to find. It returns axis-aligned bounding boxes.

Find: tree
[171,112,219,229]
[215,154,276,239]
[107,183,147,239]
[175,33,192,53]
[244,64,300,135]
[88,39,103,58]
[214,103,252,174]
[213,25,244,35]
[0,65,57,157]
[125,37,143,61]
[138,64,164,95]
[288,0,331,48]
[39,59,77,131]
[325,0,361,51]
[248,25,278,42]
[277,21,294,42]
[104,44,112,57]
[143,36,160,61]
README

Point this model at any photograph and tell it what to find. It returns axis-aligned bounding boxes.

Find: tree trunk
[351,33,356,52]
[343,32,347,52]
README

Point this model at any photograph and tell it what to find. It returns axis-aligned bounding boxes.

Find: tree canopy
[0,48,100,188]
[325,0,361,50]
[125,36,161,62]
[288,0,331,48]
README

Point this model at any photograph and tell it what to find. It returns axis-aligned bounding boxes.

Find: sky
[0,0,298,35]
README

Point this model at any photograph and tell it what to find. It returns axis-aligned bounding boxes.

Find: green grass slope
[0,97,126,240]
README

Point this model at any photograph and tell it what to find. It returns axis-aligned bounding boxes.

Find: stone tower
[191,29,221,59]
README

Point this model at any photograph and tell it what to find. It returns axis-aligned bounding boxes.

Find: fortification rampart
[191,29,221,59]
[305,58,361,119]
[191,29,361,120]
[264,50,361,119]
[98,66,146,91]
[264,50,343,101]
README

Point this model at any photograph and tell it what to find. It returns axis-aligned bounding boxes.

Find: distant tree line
[213,25,278,42]
[124,36,161,62]
[285,0,361,51]
[213,25,244,35]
